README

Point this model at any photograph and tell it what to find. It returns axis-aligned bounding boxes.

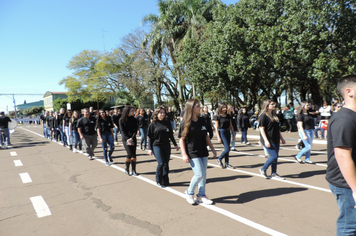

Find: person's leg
[139,128,144,148]
[91,134,98,154]
[123,141,132,175]
[43,124,47,138]
[6,128,11,145]
[130,144,138,176]
[261,144,279,173]
[153,145,164,184]
[82,134,90,155]
[187,157,205,195]
[143,126,148,149]
[197,157,208,197]
[220,129,231,164]
[231,130,236,149]
[288,119,293,132]
[304,130,314,162]
[329,183,356,236]
[162,144,171,185]
[107,133,114,160]
[101,133,109,163]
[296,131,312,160]
[113,127,118,142]
[73,131,78,149]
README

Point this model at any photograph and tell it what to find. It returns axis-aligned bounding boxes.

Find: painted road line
[14,160,23,166]
[94,158,288,236]
[10,151,17,156]
[30,196,52,218]
[20,127,44,137]
[170,154,331,193]
[19,172,32,183]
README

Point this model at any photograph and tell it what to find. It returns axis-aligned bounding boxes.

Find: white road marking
[19,172,32,183]
[14,160,23,166]
[95,158,288,236]
[10,151,17,156]
[30,196,52,218]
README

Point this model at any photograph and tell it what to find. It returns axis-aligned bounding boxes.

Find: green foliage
[53,98,105,111]
[22,106,44,116]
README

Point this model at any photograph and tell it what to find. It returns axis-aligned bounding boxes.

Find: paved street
[0,125,337,236]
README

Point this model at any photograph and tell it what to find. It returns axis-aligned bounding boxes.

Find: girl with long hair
[63,110,73,150]
[237,107,250,145]
[69,110,83,154]
[119,105,138,176]
[214,103,235,168]
[96,109,115,166]
[179,99,217,205]
[148,106,179,187]
[137,108,149,150]
[258,100,286,179]
[294,102,315,164]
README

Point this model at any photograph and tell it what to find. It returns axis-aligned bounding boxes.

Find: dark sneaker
[294,156,302,163]
[217,159,224,168]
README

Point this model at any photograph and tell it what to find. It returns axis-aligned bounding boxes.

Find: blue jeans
[100,131,114,163]
[43,124,47,138]
[113,127,119,142]
[329,183,356,236]
[314,128,325,138]
[139,127,148,148]
[261,142,280,174]
[58,125,66,144]
[218,129,230,164]
[72,130,82,150]
[153,145,171,185]
[187,157,208,197]
[296,129,313,161]
[240,128,248,143]
[65,126,73,145]
[171,121,175,130]
[231,131,237,149]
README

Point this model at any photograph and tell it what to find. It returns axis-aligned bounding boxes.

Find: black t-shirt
[46,116,54,128]
[96,117,113,133]
[119,116,137,141]
[326,108,356,188]
[111,114,120,127]
[40,115,46,122]
[259,113,280,145]
[231,113,238,130]
[147,119,177,150]
[0,116,11,128]
[214,114,232,129]
[64,116,71,127]
[297,113,314,130]
[167,112,174,121]
[77,116,97,135]
[147,113,152,123]
[202,113,213,139]
[178,117,209,159]
[71,117,79,131]
[308,108,318,118]
[137,115,148,128]
[237,113,249,129]
[58,114,64,126]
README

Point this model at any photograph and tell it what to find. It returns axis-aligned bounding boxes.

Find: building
[16,100,44,111]
[43,91,68,111]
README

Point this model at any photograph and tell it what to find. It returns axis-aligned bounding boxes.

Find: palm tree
[142,0,221,107]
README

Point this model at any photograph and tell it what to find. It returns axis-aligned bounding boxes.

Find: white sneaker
[185,191,195,205]
[73,148,77,153]
[271,173,285,180]
[67,145,70,149]
[84,153,89,157]
[78,150,83,154]
[196,195,213,205]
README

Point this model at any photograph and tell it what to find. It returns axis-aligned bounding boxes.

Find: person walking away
[326,75,356,235]
[283,105,294,133]
[96,109,115,166]
[148,106,179,187]
[63,110,73,149]
[202,105,213,140]
[136,108,149,150]
[229,105,239,151]
[69,110,83,153]
[77,108,97,160]
[237,107,250,145]
[0,111,12,148]
[258,100,286,179]
[179,99,217,205]
[214,103,235,168]
[119,105,138,176]
[111,108,120,145]
[294,102,315,164]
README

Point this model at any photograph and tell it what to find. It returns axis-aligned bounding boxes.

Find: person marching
[58,108,66,145]
[119,105,138,176]
[228,105,239,151]
[258,100,286,179]
[202,105,213,140]
[237,107,250,145]
[96,109,115,166]
[69,110,83,153]
[111,108,121,145]
[179,99,217,205]
[214,103,235,168]
[136,108,149,150]
[77,108,97,160]
[63,110,73,150]
[147,106,179,187]
[294,102,315,164]
[46,111,54,141]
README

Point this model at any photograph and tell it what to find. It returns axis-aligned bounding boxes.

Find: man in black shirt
[326,75,356,235]
[77,108,97,160]
[57,108,66,144]
[0,111,12,148]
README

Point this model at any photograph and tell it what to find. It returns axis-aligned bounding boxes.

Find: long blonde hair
[296,101,308,116]
[259,99,279,122]
[181,99,199,140]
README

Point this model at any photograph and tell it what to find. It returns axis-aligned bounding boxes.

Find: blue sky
[0,0,238,113]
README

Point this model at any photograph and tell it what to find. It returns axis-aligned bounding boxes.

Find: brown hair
[259,99,279,122]
[152,106,166,123]
[181,99,199,140]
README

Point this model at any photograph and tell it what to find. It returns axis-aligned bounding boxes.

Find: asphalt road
[0,125,337,236]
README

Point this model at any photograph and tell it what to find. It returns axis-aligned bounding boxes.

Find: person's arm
[259,126,270,148]
[62,120,65,132]
[78,127,84,140]
[297,121,307,140]
[335,147,356,204]
[169,122,179,151]
[279,131,286,144]
[214,120,221,143]
[97,128,103,143]
[69,122,73,137]
[230,120,235,141]
[206,135,217,157]
[179,138,190,163]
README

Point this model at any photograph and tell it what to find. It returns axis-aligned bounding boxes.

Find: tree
[22,106,44,116]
